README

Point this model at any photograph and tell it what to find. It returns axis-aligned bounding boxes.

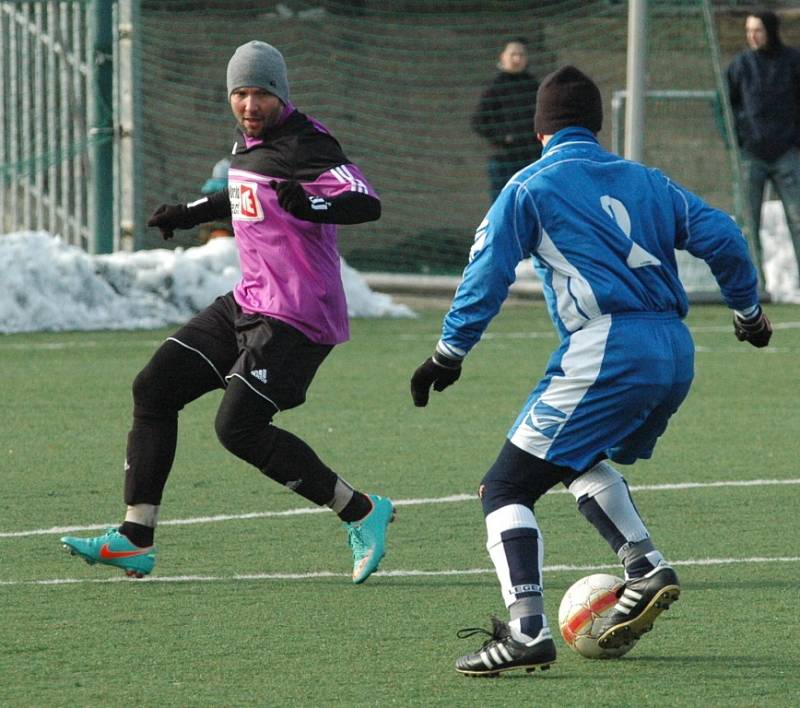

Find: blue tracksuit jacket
[439,127,760,470]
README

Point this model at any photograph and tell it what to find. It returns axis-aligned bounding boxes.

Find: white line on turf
[1,555,798,587]
[3,478,799,539]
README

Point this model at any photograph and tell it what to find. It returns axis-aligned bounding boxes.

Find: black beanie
[534,65,603,135]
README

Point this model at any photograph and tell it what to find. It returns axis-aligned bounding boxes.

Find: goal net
[130,0,748,298]
[6,1,795,298]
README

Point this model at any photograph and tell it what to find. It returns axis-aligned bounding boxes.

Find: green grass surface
[2,303,799,706]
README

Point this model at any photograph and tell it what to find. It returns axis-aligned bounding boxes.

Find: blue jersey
[440,127,759,354]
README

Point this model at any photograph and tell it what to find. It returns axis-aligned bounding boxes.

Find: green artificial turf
[1,304,798,706]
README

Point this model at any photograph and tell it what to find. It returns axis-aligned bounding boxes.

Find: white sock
[485,504,543,607]
[125,503,159,528]
[326,477,355,514]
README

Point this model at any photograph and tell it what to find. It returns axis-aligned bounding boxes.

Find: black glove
[733,307,772,348]
[271,180,313,219]
[410,352,462,407]
[147,203,197,240]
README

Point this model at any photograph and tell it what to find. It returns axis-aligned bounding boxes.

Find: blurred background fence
[2,1,799,280]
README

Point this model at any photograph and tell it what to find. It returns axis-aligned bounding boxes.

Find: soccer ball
[558,573,638,659]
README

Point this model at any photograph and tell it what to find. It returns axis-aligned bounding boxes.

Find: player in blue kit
[410,66,773,677]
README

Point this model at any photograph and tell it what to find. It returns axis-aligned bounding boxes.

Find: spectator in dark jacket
[726,10,800,288]
[472,38,542,201]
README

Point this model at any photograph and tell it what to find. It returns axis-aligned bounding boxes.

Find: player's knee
[214,408,247,456]
[479,440,570,515]
[479,476,529,516]
[215,379,277,458]
[214,405,277,461]
[132,363,177,411]
[480,462,537,516]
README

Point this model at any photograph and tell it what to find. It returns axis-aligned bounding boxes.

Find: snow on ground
[1,201,797,335]
[0,233,414,334]
[760,201,800,303]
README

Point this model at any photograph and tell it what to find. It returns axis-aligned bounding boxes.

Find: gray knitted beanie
[226,41,289,104]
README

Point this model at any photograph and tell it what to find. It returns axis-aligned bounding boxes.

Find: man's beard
[239,106,283,138]
[240,120,267,138]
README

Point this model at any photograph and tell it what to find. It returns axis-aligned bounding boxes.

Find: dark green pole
[89,0,114,254]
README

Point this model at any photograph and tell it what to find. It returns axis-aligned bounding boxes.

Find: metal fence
[0,0,134,253]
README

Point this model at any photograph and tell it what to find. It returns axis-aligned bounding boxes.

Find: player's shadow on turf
[470,672,567,681]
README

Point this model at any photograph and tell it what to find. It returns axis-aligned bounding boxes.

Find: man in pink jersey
[61,41,394,584]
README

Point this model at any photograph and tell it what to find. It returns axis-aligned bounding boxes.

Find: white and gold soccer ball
[558,573,638,659]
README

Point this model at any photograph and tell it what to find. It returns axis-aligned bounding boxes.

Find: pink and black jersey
[218,105,380,345]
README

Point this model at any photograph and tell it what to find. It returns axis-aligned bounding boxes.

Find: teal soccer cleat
[61,528,156,578]
[345,494,395,584]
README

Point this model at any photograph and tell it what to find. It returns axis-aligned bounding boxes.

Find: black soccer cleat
[596,563,681,649]
[455,616,556,677]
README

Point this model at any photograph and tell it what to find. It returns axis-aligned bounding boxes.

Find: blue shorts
[508,312,694,472]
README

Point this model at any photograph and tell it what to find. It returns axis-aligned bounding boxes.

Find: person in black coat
[472,38,542,201]
[726,10,800,289]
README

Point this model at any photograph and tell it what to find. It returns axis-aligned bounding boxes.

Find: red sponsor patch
[229,181,264,221]
[240,185,258,218]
